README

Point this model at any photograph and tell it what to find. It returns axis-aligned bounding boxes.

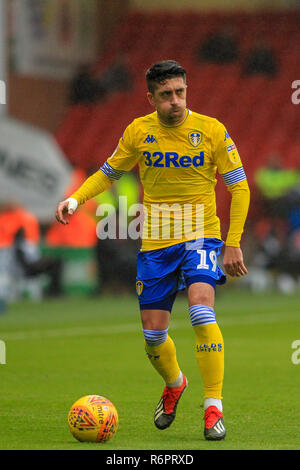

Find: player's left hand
[223,246,248,277]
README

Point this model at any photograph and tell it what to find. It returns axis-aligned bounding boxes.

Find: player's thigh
[187,282,215,308]
[140,309,171,330]
[182,239,226,305]
[136,248,180,325]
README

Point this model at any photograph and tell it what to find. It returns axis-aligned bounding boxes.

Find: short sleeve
[213,120,247,186]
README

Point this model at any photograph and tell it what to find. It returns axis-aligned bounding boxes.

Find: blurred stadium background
[1,0,300,308]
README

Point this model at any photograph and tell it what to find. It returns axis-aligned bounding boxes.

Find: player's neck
[157,109,188,127]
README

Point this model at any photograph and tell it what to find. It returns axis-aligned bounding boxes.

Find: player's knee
[190,293,214,308]
[140,309,170,331]
[188,284,215,308]
[143,328,168,346]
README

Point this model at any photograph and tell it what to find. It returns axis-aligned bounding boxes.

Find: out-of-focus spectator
[98,56,133,94]
[69,57,133,105]
[243,38,278,77]
[255,153,300,218]
[248,155,300,292]
[197,25,239,64]
[0,203,63,305]
[45,168,98,295]
[0,203,40,251]
[45,167,98,248]
[14,227,63,298]
[284,184,300,232]
[69,64,105,104]
[94,172,141,294]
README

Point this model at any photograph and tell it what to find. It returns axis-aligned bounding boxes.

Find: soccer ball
[68,394,118,443]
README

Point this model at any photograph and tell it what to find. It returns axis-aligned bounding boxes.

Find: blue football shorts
[136,238,226,312]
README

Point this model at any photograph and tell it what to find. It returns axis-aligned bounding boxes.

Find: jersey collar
[157,109,191,128]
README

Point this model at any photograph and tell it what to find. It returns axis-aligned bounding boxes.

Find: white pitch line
[0,323,140,341]
[1,311,299,342]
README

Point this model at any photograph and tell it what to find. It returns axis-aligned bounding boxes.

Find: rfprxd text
[106,454,194,466]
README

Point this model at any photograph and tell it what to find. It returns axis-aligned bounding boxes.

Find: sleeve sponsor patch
[226,143,240,164]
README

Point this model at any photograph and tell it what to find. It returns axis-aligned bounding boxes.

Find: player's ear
[147,91,155,107]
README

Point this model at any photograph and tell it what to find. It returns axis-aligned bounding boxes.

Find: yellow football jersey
[101,109,247,250]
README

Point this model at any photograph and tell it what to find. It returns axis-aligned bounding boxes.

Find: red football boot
[204,405,226,440]
[154,375,188,430]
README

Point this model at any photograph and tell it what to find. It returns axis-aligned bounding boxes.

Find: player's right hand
[55,198,78,225]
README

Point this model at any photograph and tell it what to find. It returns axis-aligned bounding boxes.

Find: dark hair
[145,60,186,94]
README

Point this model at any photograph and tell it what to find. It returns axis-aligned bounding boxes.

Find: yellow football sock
[144,334,181,385]
[190,305,224,399]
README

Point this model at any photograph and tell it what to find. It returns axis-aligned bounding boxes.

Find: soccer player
[56,60,250,441]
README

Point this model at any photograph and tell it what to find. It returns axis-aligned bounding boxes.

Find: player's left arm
[213,121,250,277]
[222,179,250,277]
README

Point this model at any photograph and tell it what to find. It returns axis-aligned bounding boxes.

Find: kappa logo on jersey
[143,151,204,168]
[144,135,157,143]
[188,131,202,147]
[224,131,230,141]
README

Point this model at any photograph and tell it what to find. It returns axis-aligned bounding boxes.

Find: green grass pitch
[0,289,300,450]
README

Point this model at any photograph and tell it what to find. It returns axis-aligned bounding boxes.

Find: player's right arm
[55,121,139,225]
[55,171,112,225]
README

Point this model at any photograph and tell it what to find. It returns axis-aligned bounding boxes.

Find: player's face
[147,77,187,125]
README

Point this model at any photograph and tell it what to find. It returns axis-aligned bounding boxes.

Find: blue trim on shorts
[140,292,177,312]
[185,274,217,290]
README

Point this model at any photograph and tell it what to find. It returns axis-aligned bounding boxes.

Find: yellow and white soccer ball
[68,394,118,443]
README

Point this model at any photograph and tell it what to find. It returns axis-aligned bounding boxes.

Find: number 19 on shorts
[197,249,217,272]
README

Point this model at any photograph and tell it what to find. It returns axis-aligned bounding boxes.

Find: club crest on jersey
[188,131,202,147]
[136,280,143,296]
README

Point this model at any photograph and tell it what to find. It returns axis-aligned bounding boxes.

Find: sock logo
[146,352,160,360]
[196,343,223,353]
